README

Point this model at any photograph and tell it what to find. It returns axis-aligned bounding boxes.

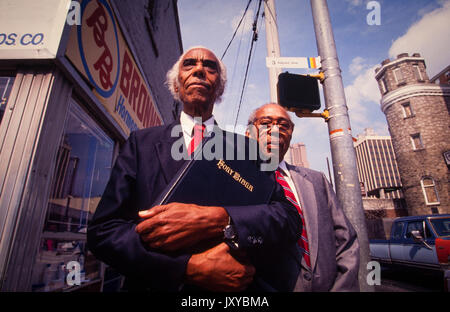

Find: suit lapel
[287,164,319,272]
[155,120,188,184]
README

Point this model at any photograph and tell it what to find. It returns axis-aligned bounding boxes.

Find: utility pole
[263,0,282,103]
[310,0,373,291]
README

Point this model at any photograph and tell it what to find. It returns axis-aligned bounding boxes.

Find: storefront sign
[0,0,71,59]
[65,0,162,135]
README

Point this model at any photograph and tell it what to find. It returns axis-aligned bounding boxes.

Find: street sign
[266,56,321,69]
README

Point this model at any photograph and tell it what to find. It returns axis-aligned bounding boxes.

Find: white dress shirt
[180,111,215,149]
[278,160,302,205]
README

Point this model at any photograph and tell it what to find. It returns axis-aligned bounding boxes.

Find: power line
[233,0,263,130]
[229,19,247,127]
[221,0,253,60]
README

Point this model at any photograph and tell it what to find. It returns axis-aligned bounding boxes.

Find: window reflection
[32,100,114,292]
[0,76,15,125]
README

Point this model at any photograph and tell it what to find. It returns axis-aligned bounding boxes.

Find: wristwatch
[223,217,239,249]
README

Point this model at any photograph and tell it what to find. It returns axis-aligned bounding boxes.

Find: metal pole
[263,0,282,103]
[310,0,373,291]
[326,157,334,190]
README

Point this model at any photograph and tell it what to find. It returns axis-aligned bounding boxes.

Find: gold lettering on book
[217,159,254,192]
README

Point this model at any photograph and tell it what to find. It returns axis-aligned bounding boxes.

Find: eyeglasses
[253,117,293,131]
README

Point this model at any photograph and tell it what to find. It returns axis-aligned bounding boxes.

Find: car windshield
[430,217,450,237]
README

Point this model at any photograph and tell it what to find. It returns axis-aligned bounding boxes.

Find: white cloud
[345,64,381,109]
[349,56,369,76]
[345,0,363,7]
[231,9,254,35]
[389,0,450,77]
[345,63,388,135]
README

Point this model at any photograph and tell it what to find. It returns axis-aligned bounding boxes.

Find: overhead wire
[229,18,248,127]
[220,0,253,60]
[233,0,263,130]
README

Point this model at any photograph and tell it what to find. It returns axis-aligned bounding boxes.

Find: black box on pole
[277,72,321,112]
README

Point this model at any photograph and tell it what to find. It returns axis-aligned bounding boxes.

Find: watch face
[224,225,235,240]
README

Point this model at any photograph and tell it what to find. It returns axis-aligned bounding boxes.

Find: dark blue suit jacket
[87,121,301,291]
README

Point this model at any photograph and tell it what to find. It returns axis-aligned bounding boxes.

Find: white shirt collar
[180,111,215,137]
[278,160,292,179]
[277,160,302,205]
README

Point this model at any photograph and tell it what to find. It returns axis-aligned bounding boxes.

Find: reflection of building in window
[421,177,440,205]
[32,100,114,292]
[0,76,15,125]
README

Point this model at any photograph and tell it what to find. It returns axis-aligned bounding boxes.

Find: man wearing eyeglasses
[246,103,360,291]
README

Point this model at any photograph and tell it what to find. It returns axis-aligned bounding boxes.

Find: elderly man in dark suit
[246,103,360,291]
[87,47,301,292]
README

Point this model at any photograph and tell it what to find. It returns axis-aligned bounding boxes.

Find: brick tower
[374,53,450,215]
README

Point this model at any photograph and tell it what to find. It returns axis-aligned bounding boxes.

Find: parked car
[370,214,450,290]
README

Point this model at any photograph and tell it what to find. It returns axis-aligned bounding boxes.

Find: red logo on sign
[86,1,113,90]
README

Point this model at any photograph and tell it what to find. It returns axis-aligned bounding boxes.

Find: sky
[177,0,450,177]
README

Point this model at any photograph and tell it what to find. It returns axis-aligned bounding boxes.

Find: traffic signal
[277,72,321,113]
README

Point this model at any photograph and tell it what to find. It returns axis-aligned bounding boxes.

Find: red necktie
[188,123,205,155]
[275,169,311,268]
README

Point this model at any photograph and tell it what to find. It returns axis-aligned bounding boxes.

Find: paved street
[375,265,445,292]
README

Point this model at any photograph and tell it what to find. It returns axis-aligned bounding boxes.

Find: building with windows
[0,0,182,291]
[374,53,450,216]
[354,128,403,199]
[284,142,310,168]
[430,64,450,85]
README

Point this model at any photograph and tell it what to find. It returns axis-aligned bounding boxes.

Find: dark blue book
[153,130,275,207]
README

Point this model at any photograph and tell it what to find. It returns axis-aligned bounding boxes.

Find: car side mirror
[411,230,433,250]
[411,230,423,241]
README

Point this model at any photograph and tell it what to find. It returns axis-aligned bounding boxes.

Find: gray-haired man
[88,48,302,292]
[246,103,360,291]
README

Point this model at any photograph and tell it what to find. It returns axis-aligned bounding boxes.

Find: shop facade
[0,0,182,291]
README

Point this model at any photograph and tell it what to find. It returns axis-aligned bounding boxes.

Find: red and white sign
[66,0,162,135]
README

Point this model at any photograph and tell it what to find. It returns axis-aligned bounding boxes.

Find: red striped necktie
[275,169,311,268]
[188,123,206,155]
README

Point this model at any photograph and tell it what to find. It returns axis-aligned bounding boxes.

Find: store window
[31,99,114,292]
[0,76,15,125]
